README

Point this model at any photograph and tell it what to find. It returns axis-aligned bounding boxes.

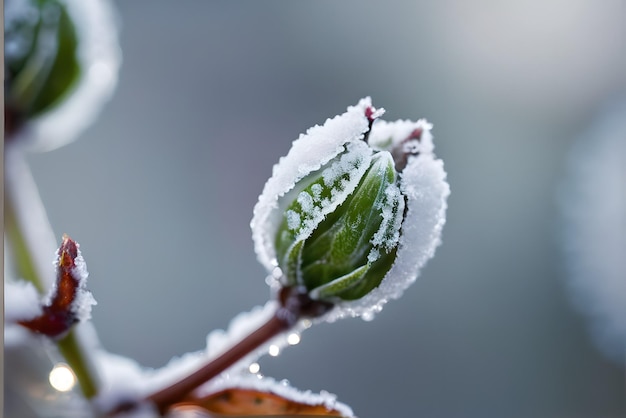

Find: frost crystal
[43,239,97,322]
[69,250,97,322]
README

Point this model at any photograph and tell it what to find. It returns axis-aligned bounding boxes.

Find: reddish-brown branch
[110,287,333,416]
[148,312,291,415]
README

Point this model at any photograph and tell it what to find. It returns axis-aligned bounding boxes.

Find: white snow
[367,153,405,262]
[252,98,379,273]
[286,210,301,231]
[93,301,288,413]
[368,118,434,156]
[194,374,354,418]
[4,280,43,323]
[69,250,97,322]
[11,0,121,152]
[287,141,373,243]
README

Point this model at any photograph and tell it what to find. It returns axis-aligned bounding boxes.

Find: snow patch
[368,119,434,156]
[4,280,43,322]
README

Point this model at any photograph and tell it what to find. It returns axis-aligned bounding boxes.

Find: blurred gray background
[26,1,625,417]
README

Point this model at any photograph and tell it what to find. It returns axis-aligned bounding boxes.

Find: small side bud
[19,235,96,338]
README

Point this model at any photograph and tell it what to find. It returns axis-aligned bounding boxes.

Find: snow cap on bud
[252,98,449,319]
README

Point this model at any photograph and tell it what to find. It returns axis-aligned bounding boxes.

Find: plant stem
[4,198,45,293]
[147,310,292,415]
[125,287,334,416]
[4,147,101,399]
[57,331,99,398]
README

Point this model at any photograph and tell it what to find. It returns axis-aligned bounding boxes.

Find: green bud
[275,150,405,301]
[5,0,81,119]
[253,98,449,320]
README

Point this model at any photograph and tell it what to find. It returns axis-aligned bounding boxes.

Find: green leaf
[310,263,370,300]
[283,239,305,286]
[299,152,397,292]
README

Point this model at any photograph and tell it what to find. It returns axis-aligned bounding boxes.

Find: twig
[113,287,333,416]
[4,146,101,399]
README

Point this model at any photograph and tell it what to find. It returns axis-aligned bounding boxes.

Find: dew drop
[248,362,261,374]
[268,345,280,357]
[287,333,301,345]
[49,363,76,392]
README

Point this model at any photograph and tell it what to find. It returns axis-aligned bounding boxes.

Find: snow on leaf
[189,375,353,418]
[4,280,43,323]
[170,387,348,417]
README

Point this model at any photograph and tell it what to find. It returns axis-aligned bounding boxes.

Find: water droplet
[49,363,76,392]
[268,345,280,357]
[248,362,261,374]
[287,333,301,345]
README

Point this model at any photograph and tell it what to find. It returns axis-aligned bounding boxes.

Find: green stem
[4,200,45,293]
[4,148,101,399]
[57,331,99,399]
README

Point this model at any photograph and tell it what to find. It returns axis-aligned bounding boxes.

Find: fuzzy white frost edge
[251,97,375,272]
[328,152,449,321]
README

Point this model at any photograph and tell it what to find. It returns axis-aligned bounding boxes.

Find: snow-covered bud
[5,0,120,150]
[252,98,449,318]
[18,235,96,338]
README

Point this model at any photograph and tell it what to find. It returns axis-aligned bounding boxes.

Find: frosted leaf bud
[5,0,120,150]
[252,98,449,310]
